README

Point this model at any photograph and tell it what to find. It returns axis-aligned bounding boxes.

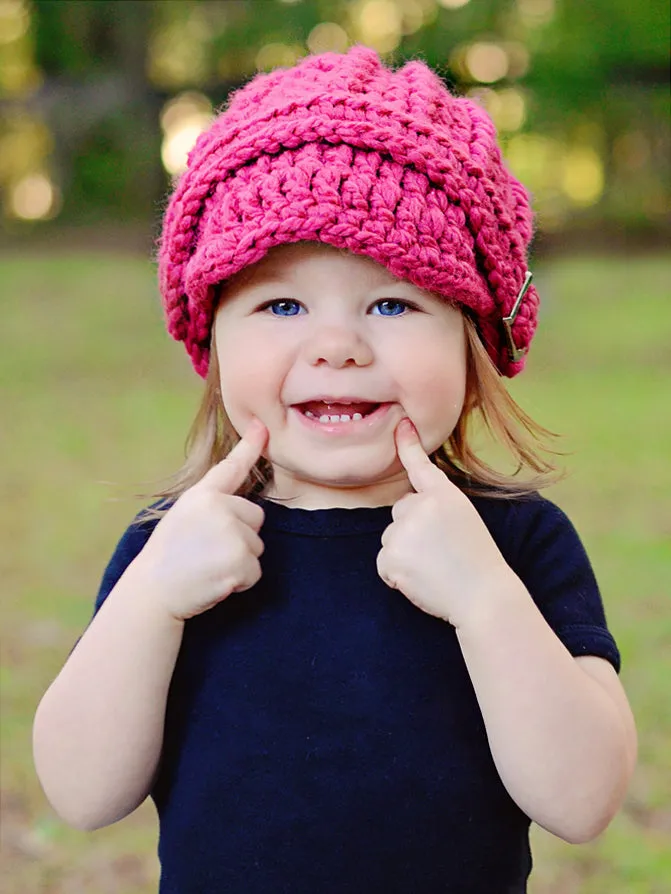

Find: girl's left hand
[377,419,513,628]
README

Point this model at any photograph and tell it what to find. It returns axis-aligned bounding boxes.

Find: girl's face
[214,243,467,508]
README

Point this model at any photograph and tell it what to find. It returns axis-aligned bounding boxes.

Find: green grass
[1,251,669,893]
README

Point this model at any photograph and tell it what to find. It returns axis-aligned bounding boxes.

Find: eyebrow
[240,270,416,293]
[244,270,289,287]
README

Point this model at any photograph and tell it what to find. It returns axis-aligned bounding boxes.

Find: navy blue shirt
[93,493,620,893]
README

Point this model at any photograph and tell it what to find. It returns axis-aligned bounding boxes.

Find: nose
[303,325,374,368]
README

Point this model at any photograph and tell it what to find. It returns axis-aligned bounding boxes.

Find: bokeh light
[0,0,40,96]
[0,0,30,44]
[465,42,509,83]
[496,87,527,131]
[505,132,607,220]
[349,0,403,54]
[160,92,214,176]
[469,86,527,132]
[505,132,567,226]
[148,10,209,88]
[255,42,304,71]
[502,41,530,79]
[561,146,605,206]
[516,0,555,27]
[8,171,61,220]
[397,0,426,36]
[307,22,350,54]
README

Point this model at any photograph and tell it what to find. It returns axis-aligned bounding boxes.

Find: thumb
[395,418,444,493]
[205,418,268,495]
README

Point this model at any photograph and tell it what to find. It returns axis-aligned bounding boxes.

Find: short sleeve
[93,513,161,615]
[510,497,620,672]
[471,494,621,673]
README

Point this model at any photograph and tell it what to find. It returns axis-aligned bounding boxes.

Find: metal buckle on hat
[501,271,533,363]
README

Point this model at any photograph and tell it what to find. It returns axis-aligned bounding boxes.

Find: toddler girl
[33,46,636,893]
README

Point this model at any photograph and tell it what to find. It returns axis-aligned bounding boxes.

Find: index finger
[206,418,268,495]
[394,418,444,493]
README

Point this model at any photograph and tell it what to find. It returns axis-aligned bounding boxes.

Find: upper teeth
[305,411,364,423]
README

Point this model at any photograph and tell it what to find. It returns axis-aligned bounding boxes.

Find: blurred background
[1,1,669,892]
[1,0,669,242]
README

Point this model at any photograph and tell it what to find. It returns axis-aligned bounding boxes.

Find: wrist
[453,565,528,634]
[123,552,187,629]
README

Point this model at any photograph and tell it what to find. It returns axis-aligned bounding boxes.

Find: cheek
[399,346,467,442]
[436,369,467,416]
[216,338,284,427]
[413,376,466,439]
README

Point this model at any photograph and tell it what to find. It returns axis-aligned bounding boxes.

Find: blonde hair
[140,314,560,518]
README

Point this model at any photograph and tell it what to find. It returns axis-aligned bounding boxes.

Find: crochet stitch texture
[158,45,539,378]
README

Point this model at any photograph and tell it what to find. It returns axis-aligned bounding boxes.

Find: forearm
[456,571,635,843]
[33,554,184,830]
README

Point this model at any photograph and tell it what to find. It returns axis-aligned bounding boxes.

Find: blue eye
[265,300,304,316]
[371,299,410,316]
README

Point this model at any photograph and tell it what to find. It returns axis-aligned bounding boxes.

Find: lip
[290,395,383,405]
[289,402,394,435]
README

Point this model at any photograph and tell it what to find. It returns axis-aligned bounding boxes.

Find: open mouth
[294,400,382,424]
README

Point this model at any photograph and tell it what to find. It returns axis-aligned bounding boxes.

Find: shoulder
[466,490,582,567]
[466,488,568,525]
[94,500,174,613]
[468,489,620,670]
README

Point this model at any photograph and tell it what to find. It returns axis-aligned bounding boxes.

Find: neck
[262,471,412,509]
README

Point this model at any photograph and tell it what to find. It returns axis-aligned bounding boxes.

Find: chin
[281,460,404,490]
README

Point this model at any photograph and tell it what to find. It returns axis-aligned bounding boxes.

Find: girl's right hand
[135,418,269,621]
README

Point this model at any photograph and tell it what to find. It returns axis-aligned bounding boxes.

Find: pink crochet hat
[158,45,539,378]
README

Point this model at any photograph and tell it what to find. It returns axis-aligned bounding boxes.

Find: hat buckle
[501,271,533,362]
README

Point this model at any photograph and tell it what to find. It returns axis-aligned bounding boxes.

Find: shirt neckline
[256,497,393,536]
